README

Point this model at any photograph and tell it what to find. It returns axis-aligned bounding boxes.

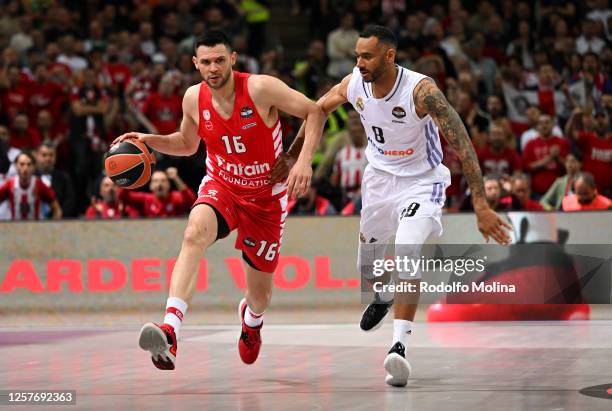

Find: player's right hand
[111,132,148,147]
[286,159,312,198]
[269,152,297,183]
[476,207,513,245]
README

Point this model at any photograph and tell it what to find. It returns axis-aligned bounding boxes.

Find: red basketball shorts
[193,177,288,272]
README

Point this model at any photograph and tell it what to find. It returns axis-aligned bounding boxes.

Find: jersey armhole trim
[408,75,434,124]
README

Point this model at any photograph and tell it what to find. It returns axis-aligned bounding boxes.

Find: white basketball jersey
[347,66,447,177]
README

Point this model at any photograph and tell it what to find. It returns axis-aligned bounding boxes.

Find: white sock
[244,305,264,328]
[164,297,188,337]
[392,319,412,347]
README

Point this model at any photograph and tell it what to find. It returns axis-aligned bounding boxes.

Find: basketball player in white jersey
[272,25,512,387]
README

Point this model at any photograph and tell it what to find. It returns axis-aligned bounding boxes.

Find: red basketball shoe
[138,322,177,370]
[238,298,262,364]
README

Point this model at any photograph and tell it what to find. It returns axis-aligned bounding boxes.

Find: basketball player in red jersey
[113,30,325,370]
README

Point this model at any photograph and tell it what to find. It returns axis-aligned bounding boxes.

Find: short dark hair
[359,25,397,48]
[193,30,232,53]
[15,150,36,165]
[575,172,597,189]
[38,140,56,151]
[483,173,501,185]
[511,172,531,185]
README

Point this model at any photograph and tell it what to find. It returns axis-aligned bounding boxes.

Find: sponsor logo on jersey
[203,109,211,120]
[356,96,365,111]
[203,189,218,200]
[242,122,257,130]
[240,106,254,118]
[367,136,415,157]
[368,237,378,243]
[392,106,406,118]
[384,149,414,156]
[215,155,270,177]
[205,120,213,130]
[243,237,257,247]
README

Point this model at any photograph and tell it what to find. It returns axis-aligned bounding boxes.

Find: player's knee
[182,221,213,250]
[247,289,272,312]
[395,243,423,280]
[358,244,377,281]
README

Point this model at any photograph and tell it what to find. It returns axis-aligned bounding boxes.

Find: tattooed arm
[414,78,512,244]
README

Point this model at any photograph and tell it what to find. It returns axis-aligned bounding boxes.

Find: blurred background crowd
[0,0,610,220]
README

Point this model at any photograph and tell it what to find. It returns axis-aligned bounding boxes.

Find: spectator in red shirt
[566,107,612,196]
[330,108,367,206]
[523,114,570,196]
[0,151,61,220]
[477,123,522,177]
[103,43,132,89]
[85,176,137,219]
[562,172,611,211]
[27,62,65,123]
[126,55,154,113]
[119,167,196,217]
[9,113,40,150]
[141,76,182,135]
[35,109,65,145]
[0,64,30,119]
[508,173,544,211]
[70,67,110,212]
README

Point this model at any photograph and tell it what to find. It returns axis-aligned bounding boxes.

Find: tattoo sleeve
[414,79,487,209]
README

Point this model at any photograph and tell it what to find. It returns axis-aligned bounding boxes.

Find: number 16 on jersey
[221,135,246,154]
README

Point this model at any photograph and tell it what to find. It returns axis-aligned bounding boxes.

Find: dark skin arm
[270,75,351,183]
[414,78,512,244]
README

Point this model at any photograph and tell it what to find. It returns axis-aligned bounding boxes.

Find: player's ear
[230,51,237,66]
[192,56,198,69]
[386,47,396,63]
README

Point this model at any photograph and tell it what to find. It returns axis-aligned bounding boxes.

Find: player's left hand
[476,207,513,245]
[270,153,297,183]
[286,159,312,198]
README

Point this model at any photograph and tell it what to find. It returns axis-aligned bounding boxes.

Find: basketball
[104,139,156,189]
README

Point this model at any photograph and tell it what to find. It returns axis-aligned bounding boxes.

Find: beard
[204,68,232,89]
[360,64,385,83]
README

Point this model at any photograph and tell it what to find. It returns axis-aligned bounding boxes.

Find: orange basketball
[104,139,156,189]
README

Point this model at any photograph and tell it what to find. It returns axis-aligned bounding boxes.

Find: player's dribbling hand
[111,132,148,147]
[286,159,312,198]
[476,207,513,245]
[269,153,297,183]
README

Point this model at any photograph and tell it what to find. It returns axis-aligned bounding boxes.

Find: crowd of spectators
[0,0,610,221]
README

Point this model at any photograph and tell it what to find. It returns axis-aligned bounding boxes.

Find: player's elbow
[184,139,200,156]
[308,104,326,121]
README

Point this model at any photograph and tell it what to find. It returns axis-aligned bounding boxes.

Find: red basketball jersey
[197,71,284,198]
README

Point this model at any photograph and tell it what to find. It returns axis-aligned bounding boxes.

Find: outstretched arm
[269,74,352,183]
[251,75,327,197]
[414,78,512,245]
